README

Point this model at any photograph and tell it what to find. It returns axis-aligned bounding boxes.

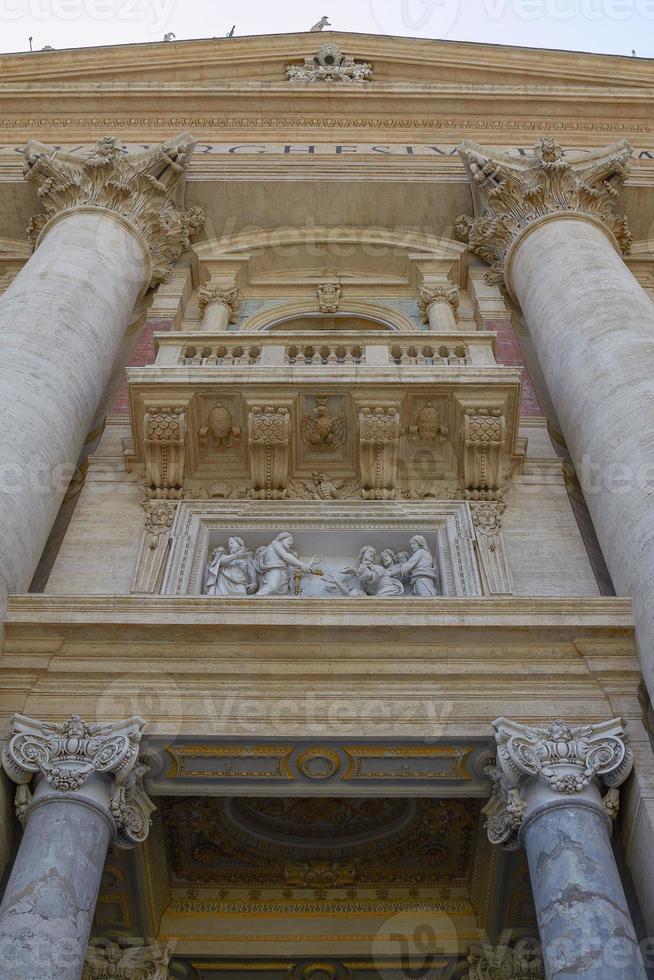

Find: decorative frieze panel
[158,500,484,599]
[127,381,522,503]
[146,737,488,795]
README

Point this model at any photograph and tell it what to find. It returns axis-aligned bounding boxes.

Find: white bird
[310,16,331,31]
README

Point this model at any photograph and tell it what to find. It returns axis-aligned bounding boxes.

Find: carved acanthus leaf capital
[24,134,204,287]
[456,138,632,286]
[83,938,171,980]
[468,942,544,979]
[418,284,460,322]
[198,282,241,321]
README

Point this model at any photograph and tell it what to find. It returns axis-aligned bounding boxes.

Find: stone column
[456,138,654,699]
[417,283,459,331]
[84,938,171,978]
[198,281,240,331]
[0,713,154,980]
[0,135,203,623]
[485,717,646,980]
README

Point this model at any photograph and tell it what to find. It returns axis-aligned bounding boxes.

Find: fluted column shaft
[0,210,148,616]
[508,217,654,696]
[0,134,201,625]
[457,138,654,698]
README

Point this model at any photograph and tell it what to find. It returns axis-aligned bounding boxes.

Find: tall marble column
[0,714,154,980]
[0,135,203,623]
[83,938,171,979]
[485,717,645,980]
[456,138,654,699]
[417,283,460,331]
[197,281,240,331]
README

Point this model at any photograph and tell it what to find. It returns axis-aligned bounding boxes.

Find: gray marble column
[485,717,645,980]
[0,135,203,627]
[457,139,654,703]
[0,714,154,980]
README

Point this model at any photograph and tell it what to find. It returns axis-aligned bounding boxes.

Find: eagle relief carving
[301,396,347,453]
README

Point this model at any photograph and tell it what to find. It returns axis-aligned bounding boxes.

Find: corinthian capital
[2,713,154,847]
[468,942,544,979]
[456,139,632,286]
[417,283,459,322]
[485,717,633,847]
[83,938,171,979]
[24,134,205,287]
[198,282,241,321]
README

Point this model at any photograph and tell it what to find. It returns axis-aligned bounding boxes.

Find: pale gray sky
[1,0,654,59]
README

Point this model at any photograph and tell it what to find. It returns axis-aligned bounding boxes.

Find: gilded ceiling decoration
[161,796,479,888]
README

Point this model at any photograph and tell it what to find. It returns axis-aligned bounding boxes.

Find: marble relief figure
[254,533,321,596]
[204,537,258,596]
[204,533,440,598]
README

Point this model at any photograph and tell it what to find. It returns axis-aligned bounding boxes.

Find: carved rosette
[83,938,171,979]
[456,138,632,286]
[2,714,154,847]
[468,943,544,980]
[417,284,460,323]
[198,282,241,322]
[24,134,204,287]
[248,405,291,499]
[486,717,633,848]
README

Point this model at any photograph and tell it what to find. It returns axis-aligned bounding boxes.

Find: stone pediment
[0,32,651,91]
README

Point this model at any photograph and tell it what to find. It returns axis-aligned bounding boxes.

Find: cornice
[4,594,634,629]
[0,32,652,90]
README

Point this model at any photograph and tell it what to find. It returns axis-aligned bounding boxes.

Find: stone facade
[1,28,654,980]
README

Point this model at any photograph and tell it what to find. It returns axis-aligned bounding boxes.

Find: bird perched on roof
[310,16,331,31]
[163,32,176,42]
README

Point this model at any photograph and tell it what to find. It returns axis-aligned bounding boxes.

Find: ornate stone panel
[158,500,484,599]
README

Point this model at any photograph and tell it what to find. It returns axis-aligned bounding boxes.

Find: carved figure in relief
[204,537,258,596]
[339,546,405,598]
[399,535,441,596]
[256,533,321,597]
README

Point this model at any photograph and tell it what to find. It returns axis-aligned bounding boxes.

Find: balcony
[125,329,523,502]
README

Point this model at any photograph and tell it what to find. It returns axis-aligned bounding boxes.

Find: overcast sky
[1,0,654,59]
